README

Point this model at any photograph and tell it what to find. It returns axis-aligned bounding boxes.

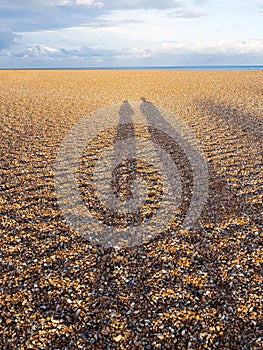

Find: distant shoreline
[0,65,263,71]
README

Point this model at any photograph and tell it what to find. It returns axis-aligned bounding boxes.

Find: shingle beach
[0,70,262,349]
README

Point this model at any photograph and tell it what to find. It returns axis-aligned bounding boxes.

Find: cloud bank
[0,0,262,67]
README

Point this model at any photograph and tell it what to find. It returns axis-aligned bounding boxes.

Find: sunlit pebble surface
[0,70,262,349]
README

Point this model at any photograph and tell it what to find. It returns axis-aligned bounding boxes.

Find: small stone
[114,335,122,342]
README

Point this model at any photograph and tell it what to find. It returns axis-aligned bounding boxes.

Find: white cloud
[114,39,263,65]
[29,45,59,53]
[144,39,263,56]
[61,0,103,7]
[75,0,103,6]
[129,47,151,58]
[168,7,207,18]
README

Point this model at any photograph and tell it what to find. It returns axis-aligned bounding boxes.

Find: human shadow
[140,98,194,224]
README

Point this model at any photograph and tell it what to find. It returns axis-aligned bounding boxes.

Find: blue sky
[0,0,262,67]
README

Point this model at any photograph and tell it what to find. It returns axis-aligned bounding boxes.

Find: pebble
[0,70,262,349]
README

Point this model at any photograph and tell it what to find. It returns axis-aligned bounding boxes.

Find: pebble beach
[0,70,262,349]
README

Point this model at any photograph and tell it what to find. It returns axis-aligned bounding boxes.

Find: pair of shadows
[79,99,193,230]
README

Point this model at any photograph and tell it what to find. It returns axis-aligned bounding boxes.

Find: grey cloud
[60,46,116,57]
[0,0,183,12]
[0,28,18,50]
[100,0,183,10]
[0,1,143,33]
[0,0,184,33]
[0,0,50,11]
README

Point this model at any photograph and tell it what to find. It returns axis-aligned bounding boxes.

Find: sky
[0,0,262,67]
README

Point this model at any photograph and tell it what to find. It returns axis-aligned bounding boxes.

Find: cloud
[0,0,262,68]
[129,47,152,58]
[154,40,263,55]
[0,0,57,11]
[168,7,206,18]
[0,4,103,32]
[0,0,199,35]
[58,0,184,10]
[62,0,103,7]
[1,39,262,68]
[0,0,185,34]
[0,28,18,50]
[116,40,263,65]
[0,0,103,33]
[0,0,183,11]
[100,0,183,10]
[193,0,210,6]
[75,0,103,7]
[8,43,117,65]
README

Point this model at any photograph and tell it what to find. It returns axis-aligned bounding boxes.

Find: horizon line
[0,64,262,71]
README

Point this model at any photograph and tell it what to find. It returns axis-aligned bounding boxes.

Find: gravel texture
[0,70,262,349]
